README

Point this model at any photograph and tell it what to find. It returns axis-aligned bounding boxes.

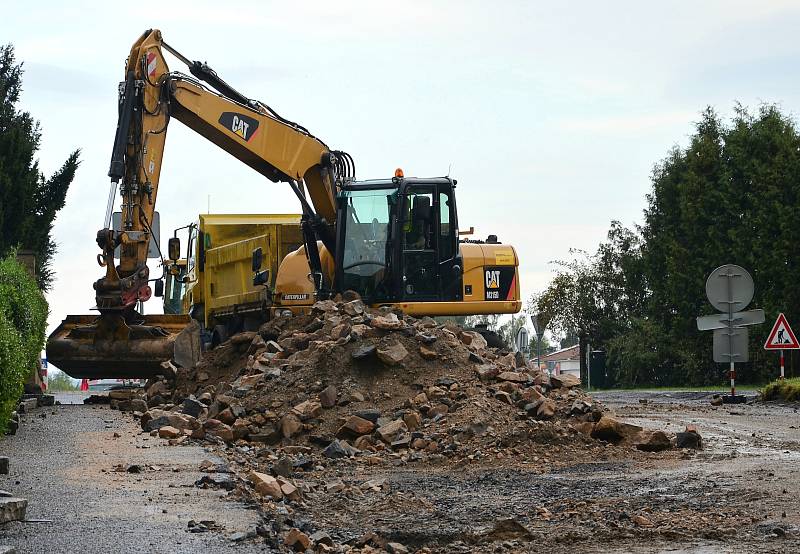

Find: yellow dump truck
[163,213,302,347]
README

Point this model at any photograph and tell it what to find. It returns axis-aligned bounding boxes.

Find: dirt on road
[2,391,800,553]
[235,391,800,553]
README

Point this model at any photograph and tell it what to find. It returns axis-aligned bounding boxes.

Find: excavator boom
[47,29,349,378]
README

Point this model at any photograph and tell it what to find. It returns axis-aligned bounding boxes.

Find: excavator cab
[334,176,463,305]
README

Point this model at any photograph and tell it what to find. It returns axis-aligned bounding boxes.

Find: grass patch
[761,377,800,402]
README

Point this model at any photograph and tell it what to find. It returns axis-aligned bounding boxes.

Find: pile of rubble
[114,298,700,551]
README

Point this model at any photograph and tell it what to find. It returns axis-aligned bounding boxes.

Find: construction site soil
[103,300,800,553]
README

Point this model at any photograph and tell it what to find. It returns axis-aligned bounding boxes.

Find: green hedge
[762,377,800,402]
[0,253,47,433]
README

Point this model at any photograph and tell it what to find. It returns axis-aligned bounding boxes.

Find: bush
[762,378,800,402]
[0,253,48,433]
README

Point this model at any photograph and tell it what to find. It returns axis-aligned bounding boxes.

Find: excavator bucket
[46,314,201,379]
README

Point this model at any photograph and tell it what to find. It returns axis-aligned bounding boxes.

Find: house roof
[539,344,580,363]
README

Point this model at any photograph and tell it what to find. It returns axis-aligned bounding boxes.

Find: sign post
[531,314,550,375]
[764,313,800,380]
[697,264,764,404]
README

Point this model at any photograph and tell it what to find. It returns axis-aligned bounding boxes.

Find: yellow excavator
[47,29,521,379]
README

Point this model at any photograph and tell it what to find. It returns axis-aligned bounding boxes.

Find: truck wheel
[211,324,229,348]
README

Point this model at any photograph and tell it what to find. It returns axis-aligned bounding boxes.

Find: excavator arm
[100,29,344,312]
[48,29,352,378]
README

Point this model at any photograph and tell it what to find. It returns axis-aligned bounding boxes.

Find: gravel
[0,402,264,554]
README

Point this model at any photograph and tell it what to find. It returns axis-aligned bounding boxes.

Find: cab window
[403,190,434,251]
[439,191,454,261]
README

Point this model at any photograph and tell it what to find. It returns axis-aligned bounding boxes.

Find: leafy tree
[530,221,644,380]
[47,371,78,392]
[530,334,551,353]
[639,105,800,384]
[537,105,800,386]
[0,44,79,290]
[497,314,527,350]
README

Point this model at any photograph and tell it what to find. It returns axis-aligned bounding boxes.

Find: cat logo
[485,270,500,289]
[232,116,249,139]
[217,112,260,143]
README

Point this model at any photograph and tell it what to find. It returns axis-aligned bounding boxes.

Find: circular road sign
[705,264,754,313]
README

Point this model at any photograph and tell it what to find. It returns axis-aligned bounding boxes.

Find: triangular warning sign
[764,313,800,350]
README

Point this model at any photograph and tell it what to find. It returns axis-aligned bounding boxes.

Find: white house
[538,344,581,378]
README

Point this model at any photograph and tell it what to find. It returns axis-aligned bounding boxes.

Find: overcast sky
[3,1,800,347]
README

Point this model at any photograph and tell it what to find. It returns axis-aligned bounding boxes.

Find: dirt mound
[133,299,693,552]
[150,299,617,456]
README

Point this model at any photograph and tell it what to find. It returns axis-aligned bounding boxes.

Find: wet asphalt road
[0,402,264,554]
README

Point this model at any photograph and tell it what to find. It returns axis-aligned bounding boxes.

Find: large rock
[634,430,672,452]
[108,389,139,401]
[217,407,237,425]
[230,331,256,345]
[17,398,37,414]
[536,399,556,420]
[497,371,528,383]
[202,419,233,442]
[319,385,337,408]
[591,416,642,443]
[570,399,593,415]
[370,313,403,330]
[459,331,488,350]
[322,439,358,459]
[284,528,311,552]
[158,426,182,439]
[377,419,408,443]
[36,394,56,408]
[497,353,517,368]
[377,342,409,365]
[6,412,18,435]
[550,373,581,388]
[352,344,377,360]
[676,429,702,449]
[292,400,322,420]
[532,371,551,388]
[249,471,283,500]
[0,497,27,523]
[419,344,438,360]
[182,396,204,418]
[127,399,149,413]
[312,300,338,313]
[280,414,303,438]
[403,411,422,431]
[141,410,199,433]
[475,364,499,381]
[146,380,169,400]
[250,425,281,445]
[336,416,375,439]
[342,299,366,316]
